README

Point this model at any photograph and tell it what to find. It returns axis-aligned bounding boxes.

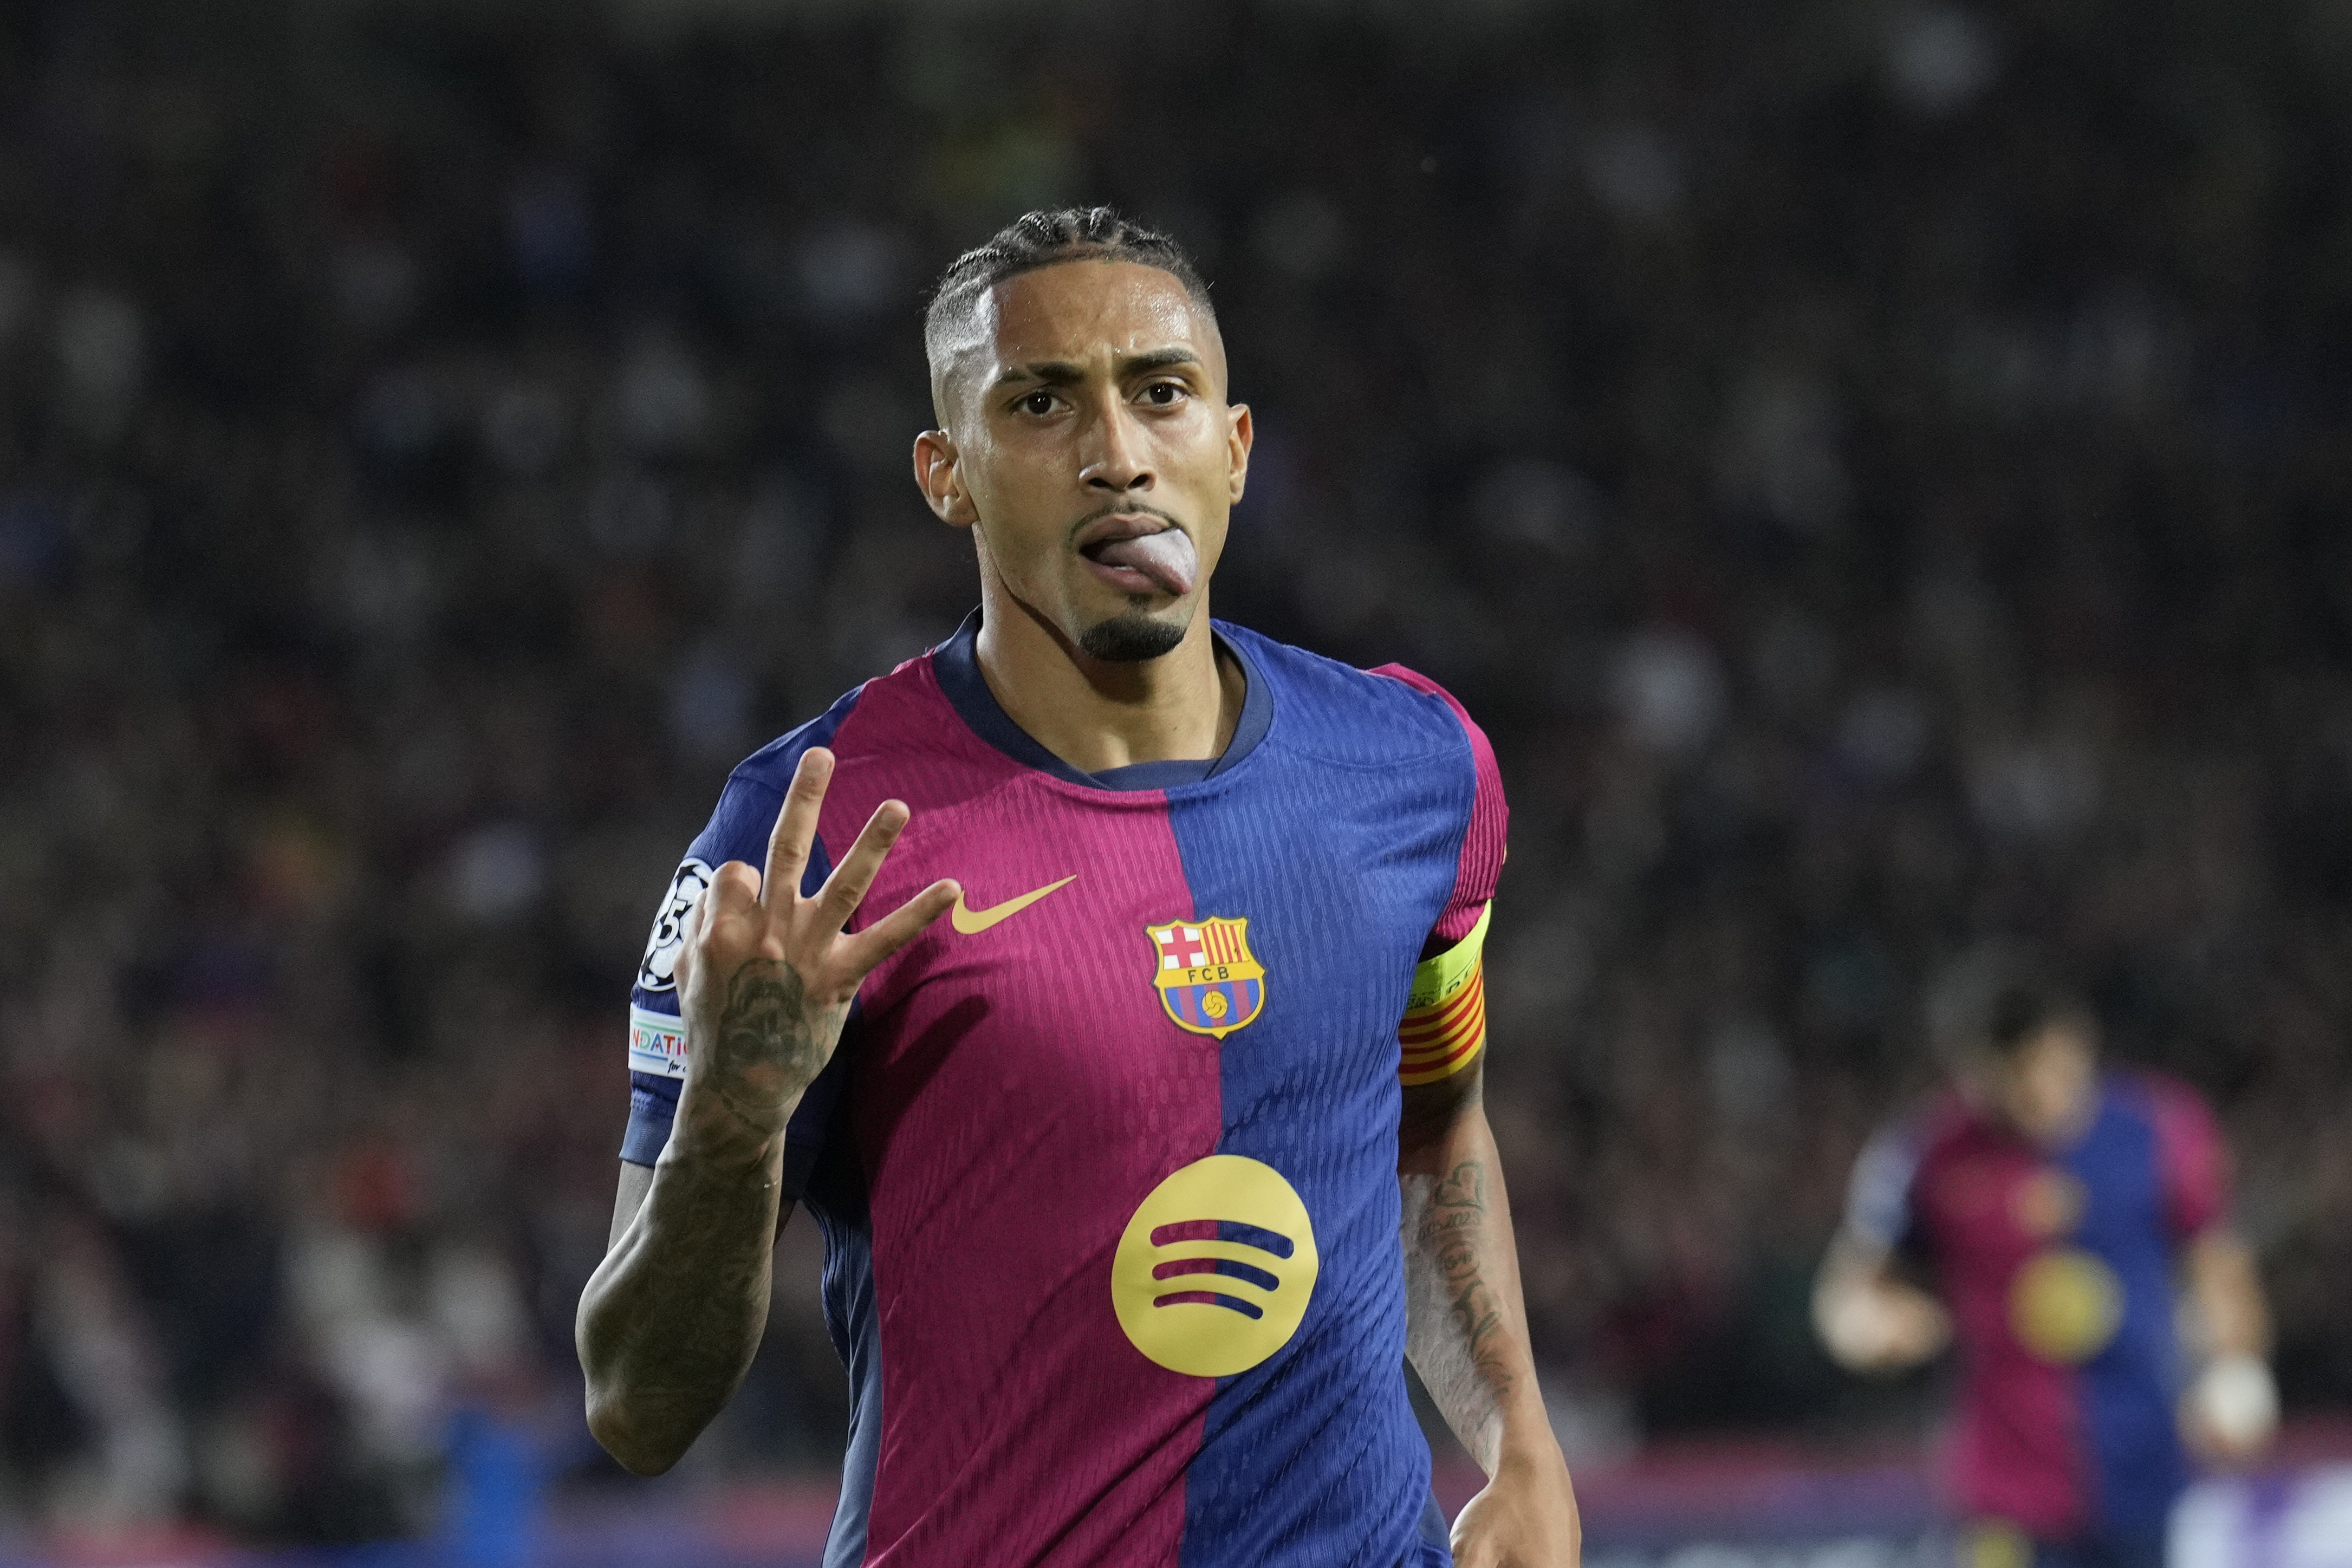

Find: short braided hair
[922,206,1216,386]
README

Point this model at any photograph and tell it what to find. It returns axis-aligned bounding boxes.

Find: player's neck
[973,590,1243,776]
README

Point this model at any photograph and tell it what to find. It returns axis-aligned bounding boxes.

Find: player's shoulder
[1220,622,1487,768]
[1893,1089,1985,1165]
[2107,1068,2218,1136]
[725,649,947,795]
[1844,1096,1963,1242]
[727,691,855,799]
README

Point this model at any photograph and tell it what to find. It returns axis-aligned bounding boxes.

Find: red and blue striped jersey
[622,613,1506,1568]
[1846,1073,2230,1538]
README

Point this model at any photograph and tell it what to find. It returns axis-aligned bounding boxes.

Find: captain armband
[1399,903,1490,1086]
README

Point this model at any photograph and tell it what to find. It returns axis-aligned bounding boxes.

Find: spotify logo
[2009,1246,2124,1365]
[1112,1155,1320,1378]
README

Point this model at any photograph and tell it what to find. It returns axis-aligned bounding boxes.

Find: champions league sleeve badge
[636,857,715,994]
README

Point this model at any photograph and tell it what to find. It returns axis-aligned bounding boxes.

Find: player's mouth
[1075,512,1197,598]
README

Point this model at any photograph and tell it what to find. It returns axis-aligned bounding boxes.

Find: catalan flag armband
[1399,903,1490,1086]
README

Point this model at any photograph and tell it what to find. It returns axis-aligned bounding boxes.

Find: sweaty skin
[583,256,1582,1563]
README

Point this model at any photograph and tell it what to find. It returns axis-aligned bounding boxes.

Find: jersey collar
[930,608,1272,791]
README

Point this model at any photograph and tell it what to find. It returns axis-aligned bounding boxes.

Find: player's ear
[913,428,978,530]
[1225,403,1253,506]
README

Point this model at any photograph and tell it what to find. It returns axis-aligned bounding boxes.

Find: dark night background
[1,0,2350,1547]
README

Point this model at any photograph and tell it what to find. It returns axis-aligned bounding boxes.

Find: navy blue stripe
[1218,1219,1295,1258]
[1165,632,1467,1568]
[807,1139,881,1568]
[620,1073,679,1166]
[782,997,854,1201]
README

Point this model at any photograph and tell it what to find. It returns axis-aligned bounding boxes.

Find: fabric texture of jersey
[1846,1073,2229,1539]
[621,613,1505,1568]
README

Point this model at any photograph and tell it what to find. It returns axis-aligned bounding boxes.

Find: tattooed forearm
[1427,1160,1516,1395]
[1405,1158,1516,1467]
[1400,1076,1547,1476]
[580,1136,782,1471]
[580,961,843,1475]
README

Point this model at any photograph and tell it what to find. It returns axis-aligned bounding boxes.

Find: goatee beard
[1078,609,1187,663]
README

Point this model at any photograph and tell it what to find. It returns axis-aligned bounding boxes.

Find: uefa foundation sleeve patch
[628,1005,688,1079]
[1399,902,1490,1085]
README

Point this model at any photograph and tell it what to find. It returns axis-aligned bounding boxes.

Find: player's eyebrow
[1116,347,1205,376]
[992,347,1205,388]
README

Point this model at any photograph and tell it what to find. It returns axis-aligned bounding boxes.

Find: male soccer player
[1815,951,2275,1568]
[576,209,1581,1568]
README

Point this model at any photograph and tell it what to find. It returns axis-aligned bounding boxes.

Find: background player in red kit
[1815,952,2275,1568]
[575,210,1581,1567]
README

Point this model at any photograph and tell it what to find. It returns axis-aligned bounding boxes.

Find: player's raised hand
[672,748,958,1140]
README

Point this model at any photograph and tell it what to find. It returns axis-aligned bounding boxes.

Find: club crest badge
[1147,916,1266,1039]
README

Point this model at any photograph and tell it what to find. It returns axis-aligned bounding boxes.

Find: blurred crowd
[3,0,2351,1545]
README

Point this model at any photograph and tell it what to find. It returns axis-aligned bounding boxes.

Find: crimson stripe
[1402,996,1487,1061]
[1403,1022,1484,1066]
[1400,1033,1484,1081]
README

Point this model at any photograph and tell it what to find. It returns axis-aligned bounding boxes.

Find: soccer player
[576,209,1581,1568]
[1814,951,2275,1568]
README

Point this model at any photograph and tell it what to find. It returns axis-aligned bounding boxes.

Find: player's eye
[1018,390,1059,417]
[1140,381,1186,407]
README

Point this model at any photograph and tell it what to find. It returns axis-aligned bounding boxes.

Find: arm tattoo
[1426,1159,1516,1398]
[703,958,833,1135]
[580,955,847,1472]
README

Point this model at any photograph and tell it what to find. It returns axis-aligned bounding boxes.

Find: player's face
[915,261,1251,662]
[1966,1022,2098,1145]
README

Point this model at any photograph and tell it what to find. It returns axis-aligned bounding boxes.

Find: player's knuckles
[707,861,763,903]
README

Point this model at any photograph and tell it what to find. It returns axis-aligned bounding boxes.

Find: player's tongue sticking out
[1087,529,1198,597]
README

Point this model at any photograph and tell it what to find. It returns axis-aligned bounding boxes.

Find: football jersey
[1845,1073,2230,1538]
[621,611,1506,1568]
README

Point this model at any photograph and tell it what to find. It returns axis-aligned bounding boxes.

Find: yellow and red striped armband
[1399,903,1490,1086]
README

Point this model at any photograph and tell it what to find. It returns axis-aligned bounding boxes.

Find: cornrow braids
[922,206,1215,370]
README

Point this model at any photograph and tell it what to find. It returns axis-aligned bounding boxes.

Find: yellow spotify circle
[2009,1246,2124,1365]
[1113,1155,1320,1378]
[1965,1522,2032,1568]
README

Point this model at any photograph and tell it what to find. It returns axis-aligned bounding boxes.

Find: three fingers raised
[683,750,958,992]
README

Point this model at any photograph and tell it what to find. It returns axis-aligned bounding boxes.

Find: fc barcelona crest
[1147,916,1267,1039]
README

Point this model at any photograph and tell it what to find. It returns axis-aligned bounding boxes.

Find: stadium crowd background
[2,0,2349,1547]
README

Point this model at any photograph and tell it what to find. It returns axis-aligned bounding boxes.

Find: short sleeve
[620,686,874,1185]
[1366,666,1508,945]
[620,771,791,1166]
[1845,1123,1925,1255]
[2142,1075,2231,1241]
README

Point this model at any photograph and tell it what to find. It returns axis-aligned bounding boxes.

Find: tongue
[1092,530,1198,596]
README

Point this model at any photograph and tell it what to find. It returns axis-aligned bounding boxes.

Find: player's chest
[1918,1121,2162,1268]
[854,790,1454,1094]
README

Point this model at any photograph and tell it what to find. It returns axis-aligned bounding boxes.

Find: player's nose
[1079,401,1155,493]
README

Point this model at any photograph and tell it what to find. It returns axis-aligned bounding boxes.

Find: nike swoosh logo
[950,874,1078,935]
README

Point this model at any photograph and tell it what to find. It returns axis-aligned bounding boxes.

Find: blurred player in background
[575,209,1580,1567]
[1814,951,2275,1568]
